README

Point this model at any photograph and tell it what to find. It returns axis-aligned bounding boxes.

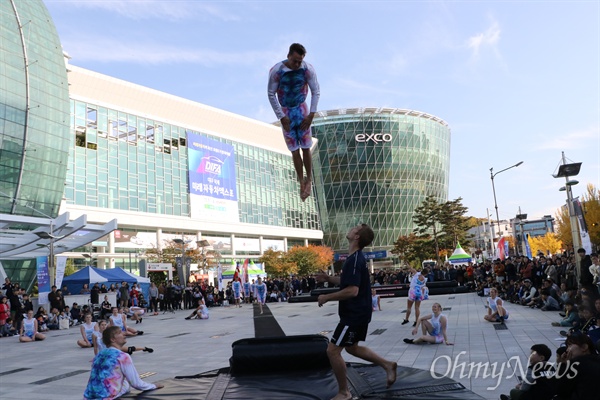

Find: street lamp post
[553,152,583,287]
[490,161,524,241]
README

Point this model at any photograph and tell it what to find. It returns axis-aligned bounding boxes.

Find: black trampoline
[122,304,484,399]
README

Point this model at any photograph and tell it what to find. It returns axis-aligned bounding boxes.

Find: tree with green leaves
[399,195,472,265]
[412,195,445,264]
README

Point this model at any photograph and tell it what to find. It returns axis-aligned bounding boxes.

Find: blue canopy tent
[62,266,150,301]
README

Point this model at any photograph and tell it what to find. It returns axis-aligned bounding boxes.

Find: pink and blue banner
[36,256,51,305]
[187,133,238,222]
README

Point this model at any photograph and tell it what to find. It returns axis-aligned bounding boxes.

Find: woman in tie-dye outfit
[83,326,162,399]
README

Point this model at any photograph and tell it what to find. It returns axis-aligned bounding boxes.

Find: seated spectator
[100,295,112,319]
[563,306,598,337]
[559,283,574,305]
[269,291,278,302]
[71,303,82,325]
[540,289,561,311]
[519,280,537,305]
[59,307,73,328]
[19,309,46,342]
[499,344,556,400]
[554,332,600,400]
[34,306,49,332]
[61,285,71,296]
[206,292,215,307]
[552,300,580,327]
[80,283,91,295]
[1,317,17,337]
[47,307,60,330]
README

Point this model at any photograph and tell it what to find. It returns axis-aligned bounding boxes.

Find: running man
[316,224,397,400]
[268,43,320,201]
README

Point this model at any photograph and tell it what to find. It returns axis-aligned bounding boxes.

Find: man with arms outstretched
[268,43,320,201]
[316,224,397,400]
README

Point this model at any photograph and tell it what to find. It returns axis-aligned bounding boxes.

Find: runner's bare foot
[386,362,397,388]
[331,391,352,400]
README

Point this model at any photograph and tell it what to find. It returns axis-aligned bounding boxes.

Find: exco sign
[355,133,393,143]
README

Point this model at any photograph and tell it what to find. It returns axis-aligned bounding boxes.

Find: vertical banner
[504,239,509,258]
[36,256,51,305]
[497,237,506,260]
[217,263,223,291]
[525,234,532,259]
[175,257,185,286]
[241,259,249,286]
[187,133,238,222]
[55,256,68,289]
[573,199,593,254]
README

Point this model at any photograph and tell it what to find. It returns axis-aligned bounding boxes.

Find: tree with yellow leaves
[529,233,563,257]
[554,184,600,250]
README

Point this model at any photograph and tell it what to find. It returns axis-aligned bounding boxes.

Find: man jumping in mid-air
[268,43,320,201]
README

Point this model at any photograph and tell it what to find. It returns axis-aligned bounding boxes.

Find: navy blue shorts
[330,323,368,347]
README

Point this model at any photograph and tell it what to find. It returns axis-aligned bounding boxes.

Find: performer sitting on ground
[184,298,209,320]
[484,287,509,323]
[403,303,453,345]
[93,319,153,356]
[83,326,162,399]
[109,307,143,336]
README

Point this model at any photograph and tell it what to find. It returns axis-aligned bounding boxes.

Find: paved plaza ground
[0,292,568,400]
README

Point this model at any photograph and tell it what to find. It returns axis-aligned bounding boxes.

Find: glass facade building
[0,0,70,285]
[312,108,451,252]
[66,99,320,231]
[0,0,70,218]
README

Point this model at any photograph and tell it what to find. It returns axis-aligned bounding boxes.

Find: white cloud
[47,0,240,21]
[538,126,599,150]
[466,19,501,60]
[63,36,271,66]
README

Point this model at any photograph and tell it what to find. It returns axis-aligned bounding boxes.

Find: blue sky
[44,1,599,221]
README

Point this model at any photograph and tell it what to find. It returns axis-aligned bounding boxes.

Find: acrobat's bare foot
[386,362,397,388]
[331,391,352,400]
[300,179,308,201]
[302,177,312,199]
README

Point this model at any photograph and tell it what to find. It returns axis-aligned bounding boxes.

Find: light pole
[490,161,524,240]
[173,235,192,286]
[553,152,582,286]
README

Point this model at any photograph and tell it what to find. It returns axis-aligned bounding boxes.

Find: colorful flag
[525,234,532,259]
[241,259,249,286]
[233,260,239,281]
[497,237,506,260]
